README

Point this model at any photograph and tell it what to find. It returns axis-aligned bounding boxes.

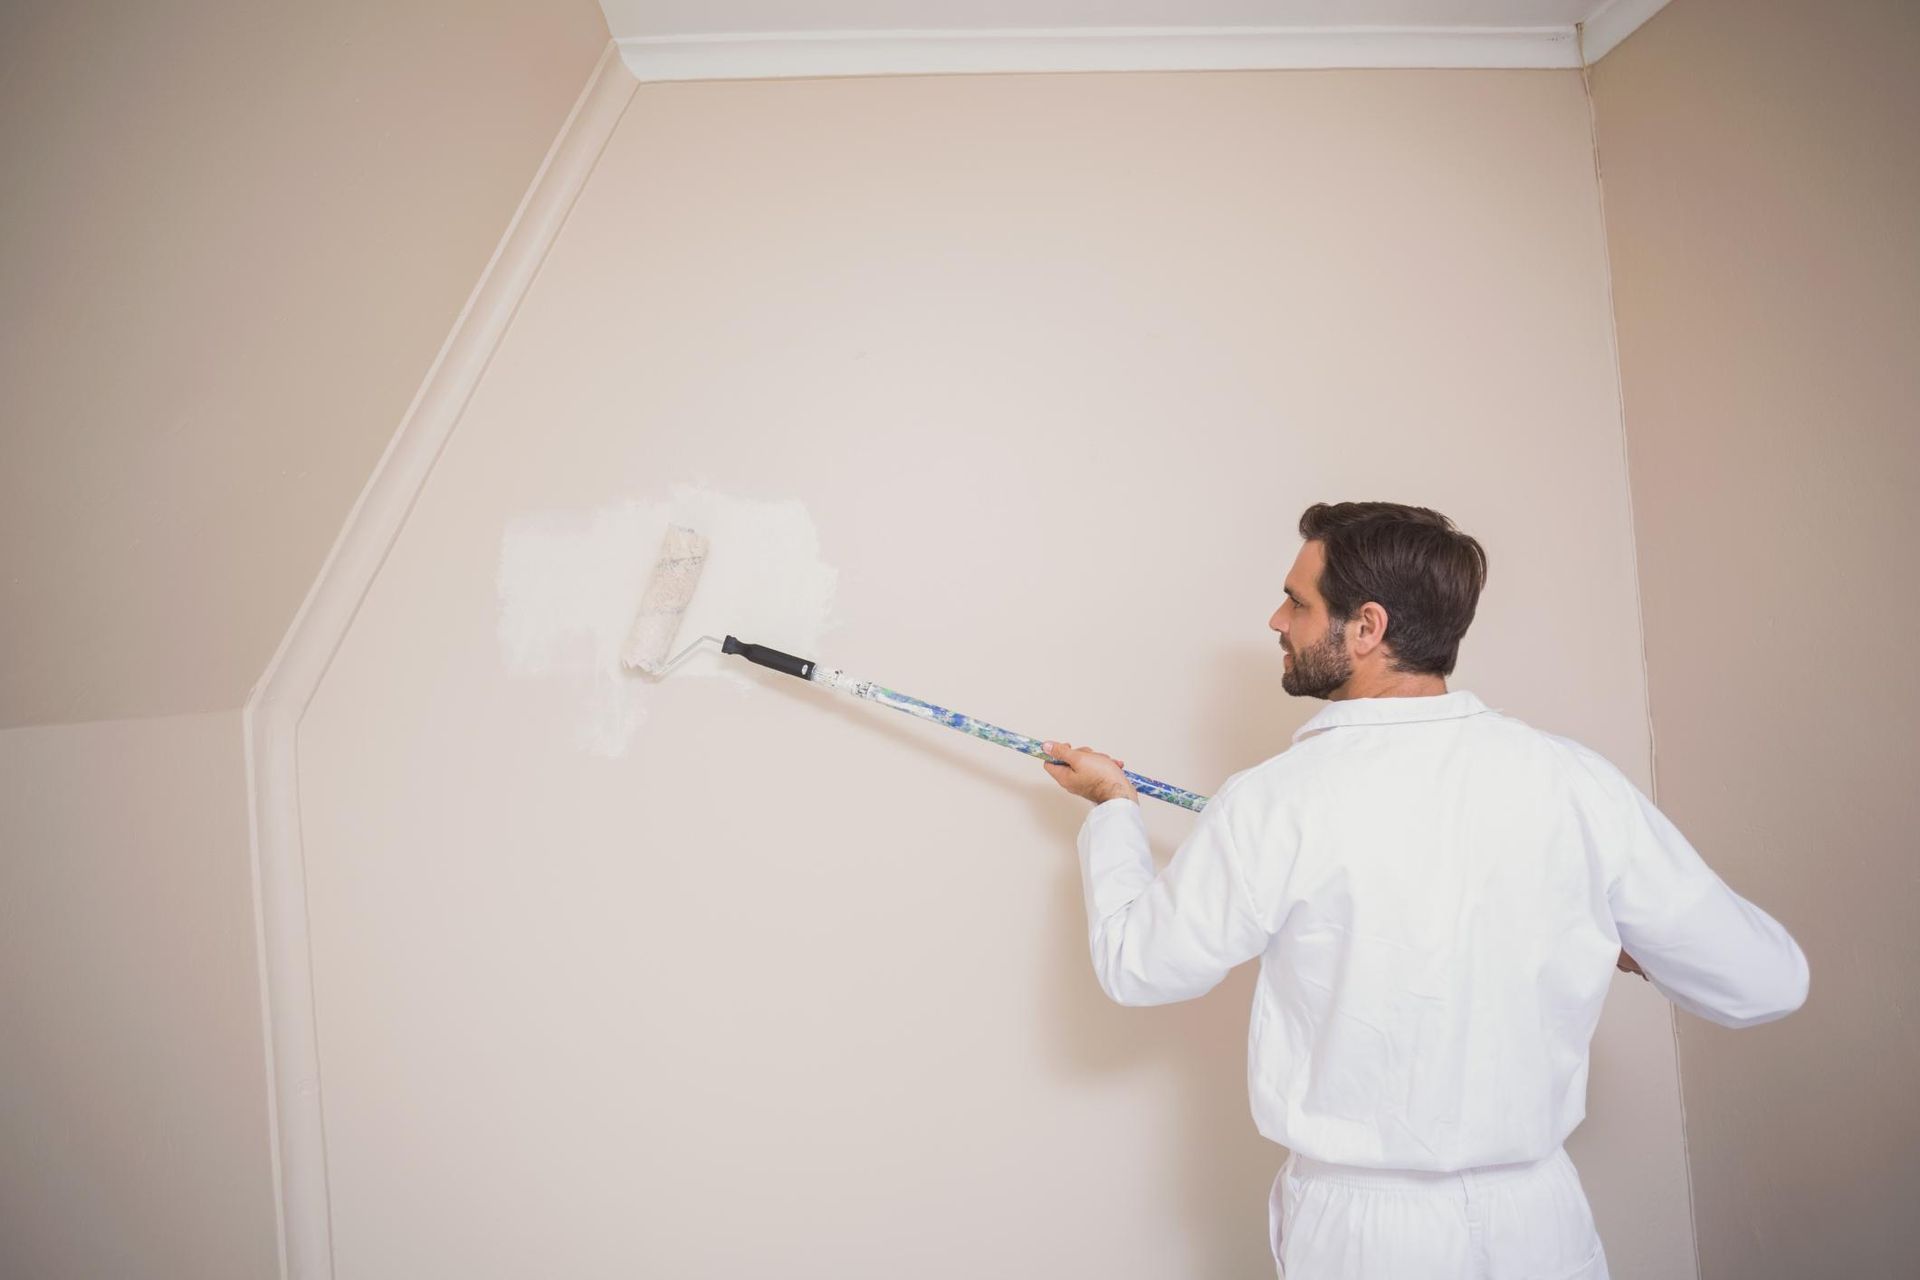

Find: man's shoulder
[1234,707,1628,787]
[1491,715,1637,797]
[1213,702,1637,798]
[1212,733,1351,804]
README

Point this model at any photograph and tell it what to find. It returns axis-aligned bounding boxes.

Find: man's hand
[1617,949,1648,980]
[1042,741,1139,805]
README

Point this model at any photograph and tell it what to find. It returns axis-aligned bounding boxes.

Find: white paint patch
[497,484,839,756]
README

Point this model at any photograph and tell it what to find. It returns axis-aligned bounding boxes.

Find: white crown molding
[241,42,635,1279]
[615,24,1588,81]
[1578,0,1672,64]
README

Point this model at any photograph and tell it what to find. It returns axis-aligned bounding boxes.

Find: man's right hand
[1617,949,1648,980]
[1041,741,1138,806]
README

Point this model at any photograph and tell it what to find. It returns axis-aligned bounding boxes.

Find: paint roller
[620,525,1209,811]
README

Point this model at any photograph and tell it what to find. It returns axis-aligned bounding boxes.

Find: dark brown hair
[1297,502,1488,677]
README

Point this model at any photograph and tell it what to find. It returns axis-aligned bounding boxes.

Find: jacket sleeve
[1578,750,1810,1028]
[1075,782,1272,1008]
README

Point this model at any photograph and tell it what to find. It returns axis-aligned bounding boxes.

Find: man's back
[1056,503,1809,1278]
[1076,690,1809,1173]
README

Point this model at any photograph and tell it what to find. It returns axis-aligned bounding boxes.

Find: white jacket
[1076,690,1808,1171]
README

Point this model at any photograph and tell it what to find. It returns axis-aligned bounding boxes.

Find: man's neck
[1330,671,1450,701]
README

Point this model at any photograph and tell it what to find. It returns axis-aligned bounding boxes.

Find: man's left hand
[1042,741,1139,805]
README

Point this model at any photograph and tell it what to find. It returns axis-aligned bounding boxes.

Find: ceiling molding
[614,25,1591,82]
[1578,0,1672,63]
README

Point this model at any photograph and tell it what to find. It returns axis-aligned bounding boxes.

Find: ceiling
[598,0,1671,77]
[602,2,1602,31]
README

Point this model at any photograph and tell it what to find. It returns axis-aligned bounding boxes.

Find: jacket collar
[1292,690,1492,743]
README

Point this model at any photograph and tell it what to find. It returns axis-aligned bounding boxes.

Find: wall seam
[1580,59,1703,1280]
[240,42,637,1278]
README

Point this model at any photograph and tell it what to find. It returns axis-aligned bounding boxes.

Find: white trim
[1579,0,1672,64]
[240,42,635,1279]
[615,24,1586,81]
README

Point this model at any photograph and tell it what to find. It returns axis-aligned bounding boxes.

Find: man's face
[1269,540,1352,699]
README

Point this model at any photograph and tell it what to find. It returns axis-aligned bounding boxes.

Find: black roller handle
[721,635,816,681]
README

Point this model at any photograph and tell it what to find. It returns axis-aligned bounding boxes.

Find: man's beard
[1281,617,1352,699]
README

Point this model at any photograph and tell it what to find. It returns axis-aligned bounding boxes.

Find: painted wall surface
[0,0,609,727]
[298,71,1695,1277]
[1592,1,1920,1274]
[0,712,277,1279]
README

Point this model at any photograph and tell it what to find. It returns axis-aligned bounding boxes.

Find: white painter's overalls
[1075,691,1807,1279]
[1269,1148,1608,1279]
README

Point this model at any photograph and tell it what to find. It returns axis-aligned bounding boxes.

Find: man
[1042,501,1807,1280]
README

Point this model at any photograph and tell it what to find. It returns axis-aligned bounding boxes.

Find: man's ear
[1351,601,1391,657]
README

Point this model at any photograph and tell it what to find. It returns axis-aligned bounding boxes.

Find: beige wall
[0,713,277,1279]
[1592,1,1920,1275]
[0,6,613,1278]
[0,0,609,727]
[297,71,1695,1277]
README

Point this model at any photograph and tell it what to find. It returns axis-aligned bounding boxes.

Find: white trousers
[1269,1147,1609,1280]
